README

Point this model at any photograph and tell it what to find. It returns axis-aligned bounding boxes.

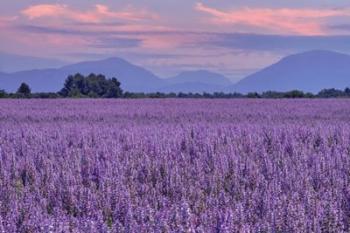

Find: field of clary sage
[0,99,350,232]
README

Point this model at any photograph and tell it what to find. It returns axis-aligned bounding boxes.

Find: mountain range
[0,57,232,93]
[1,50,350,93]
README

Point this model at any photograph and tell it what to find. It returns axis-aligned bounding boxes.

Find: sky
[1,0,350,80]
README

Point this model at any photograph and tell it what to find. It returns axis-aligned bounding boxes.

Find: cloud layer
[22,4,158,23]
[196,3,350,35]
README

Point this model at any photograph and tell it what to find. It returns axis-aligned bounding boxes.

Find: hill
[160,70,232,93]
[232,50,350,93]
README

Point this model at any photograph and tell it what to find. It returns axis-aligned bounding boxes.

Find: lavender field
[0,99,350,232]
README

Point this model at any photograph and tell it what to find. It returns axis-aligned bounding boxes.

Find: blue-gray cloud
[91,37,142,48]
[15,23,350,53]
[205,33,350,53]
[328,24,350,31]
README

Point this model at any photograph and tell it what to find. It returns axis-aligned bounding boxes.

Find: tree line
[1,73,350,99]
[0,74,123,99]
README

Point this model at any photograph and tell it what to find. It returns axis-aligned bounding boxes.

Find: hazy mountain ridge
[231,50,350,93]
[159,70,232,93]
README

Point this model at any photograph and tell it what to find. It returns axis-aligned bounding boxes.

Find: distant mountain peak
[298,50,346,56]
[231,50,350,93]
[153,69,232,93]
[62,57,132,69]
[280,50,349,62]
[96,57,130,64]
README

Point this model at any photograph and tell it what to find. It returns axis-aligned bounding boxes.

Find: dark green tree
[59,73,123,98]
[317,88,344,98]
[283,90,305,98]
[104,78,123,98]
[16,83,31,97]
[0,89,6,98]
[247,92,261,98]
[261,91,284,98]
[344,87,350,97]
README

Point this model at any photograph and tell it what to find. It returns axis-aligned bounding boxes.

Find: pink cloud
[21,4,158,23]
[195,3,350,35]
[0,16,18,28]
